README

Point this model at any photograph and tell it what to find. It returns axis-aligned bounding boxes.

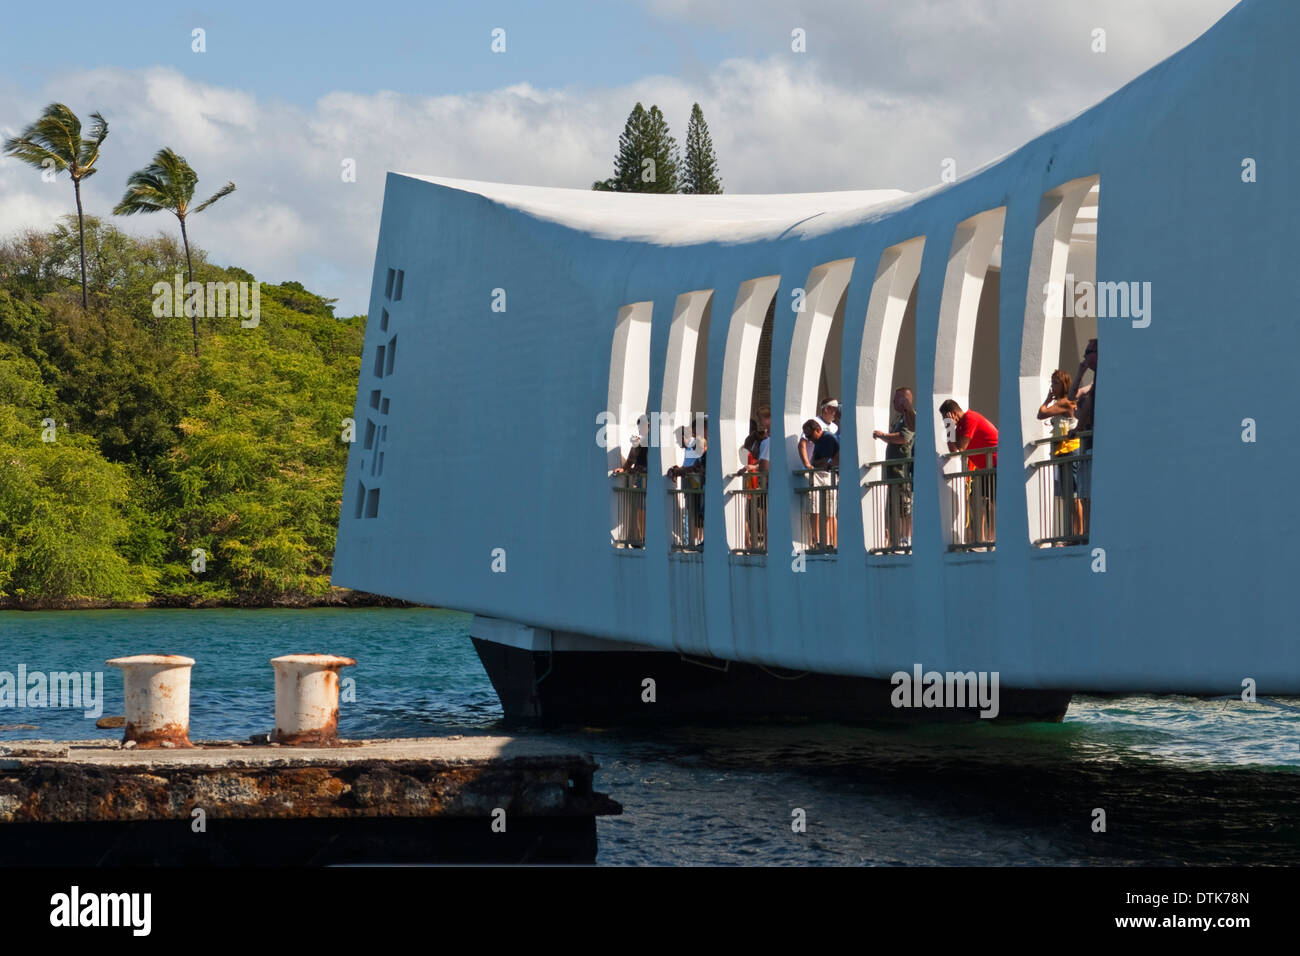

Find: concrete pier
[0,736,621,864]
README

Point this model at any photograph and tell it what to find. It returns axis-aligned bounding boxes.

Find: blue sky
[0,0,1242,314]
[1,1,745,104]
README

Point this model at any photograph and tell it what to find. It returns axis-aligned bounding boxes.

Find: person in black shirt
[802,419,840,550]
[874,387,916,550]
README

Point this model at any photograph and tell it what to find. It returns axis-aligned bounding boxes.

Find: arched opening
[858,238,924,553]
[1020,176,1099,547]
[661,289,713,552]
[785,259,854,554]
[935,208,1005,551]
[720,276,780,554]
[607,301,653,548]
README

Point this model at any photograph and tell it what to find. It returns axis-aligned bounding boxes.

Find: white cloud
[0,1,1241,313]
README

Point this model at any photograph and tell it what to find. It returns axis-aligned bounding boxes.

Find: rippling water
[2,608,1296,865]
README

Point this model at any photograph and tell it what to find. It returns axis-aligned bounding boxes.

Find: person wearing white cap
[817,397,839,436]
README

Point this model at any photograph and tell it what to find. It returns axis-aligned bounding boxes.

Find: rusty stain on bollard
[270,655,356,746]
[105,655,196,748]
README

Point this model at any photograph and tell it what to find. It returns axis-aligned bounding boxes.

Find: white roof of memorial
[400,174,912,245]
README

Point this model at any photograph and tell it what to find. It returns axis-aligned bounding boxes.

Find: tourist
[799,419,823,549]
[1037,370,1080,541]
[611,413,649,475]
[668,416,708,546]
[611,413,649,546]
[752,405,773,477]
[939,400,998,546]
[802,418,840,550]
[1069,339,1097,533]
[817,397,840,436]
[873,386,915,550]
[753,406,772,550]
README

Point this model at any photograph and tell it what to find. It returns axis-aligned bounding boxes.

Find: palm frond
[115,148,195,217]
[193,181,236,214]
[1,138,67,172]
[2,103,80,169]
[79,110,109,169]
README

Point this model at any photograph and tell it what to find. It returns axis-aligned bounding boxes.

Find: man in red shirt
[940,400,999,546]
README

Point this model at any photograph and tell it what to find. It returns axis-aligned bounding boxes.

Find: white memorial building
[335,0,1296,722]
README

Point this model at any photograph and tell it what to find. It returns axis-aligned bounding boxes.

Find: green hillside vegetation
[0,218,366,607]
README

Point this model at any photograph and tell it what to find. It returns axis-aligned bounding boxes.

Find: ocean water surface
[2,608,1296,865]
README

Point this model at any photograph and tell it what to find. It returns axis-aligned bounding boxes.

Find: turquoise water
[2,608,1297,865]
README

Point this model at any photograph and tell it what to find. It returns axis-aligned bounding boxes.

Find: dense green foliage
[0,219,364,606]
[682,103,723,195]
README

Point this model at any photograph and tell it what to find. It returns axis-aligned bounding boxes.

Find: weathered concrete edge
[0,739,623,824]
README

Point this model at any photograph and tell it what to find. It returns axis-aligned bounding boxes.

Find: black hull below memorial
[472,637,1073,726]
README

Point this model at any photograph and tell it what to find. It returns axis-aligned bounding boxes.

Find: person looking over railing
[754,405,772,471]
[940,400,998,547]
[1069,338,1097,533]
[736,406,771,553]
[611,413,649,547]
[800,418,840,551]
[873,386,915,550]
[817,397,840,436]
[611,413,650,476]
[668,416,708,547]
[1037,370,1081,541]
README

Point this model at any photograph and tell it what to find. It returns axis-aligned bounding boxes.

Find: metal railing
[729,472,768,555]
[792,467,838,554]
[668,479,705,552]
[611,471,646,549]
[863,457,913,554]
[1029,431,1092,547]
[941,446,997,551]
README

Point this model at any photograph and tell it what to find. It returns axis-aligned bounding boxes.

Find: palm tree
[114,148,235,356]
[3,103,109,311]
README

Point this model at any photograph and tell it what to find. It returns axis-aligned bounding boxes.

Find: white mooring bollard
[270,654,356,745]
[105,655,197,748]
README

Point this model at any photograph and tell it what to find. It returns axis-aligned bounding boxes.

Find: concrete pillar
[105,655,196,748]
[271,655,356,745]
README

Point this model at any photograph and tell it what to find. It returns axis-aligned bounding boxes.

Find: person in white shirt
[817,398,840,436]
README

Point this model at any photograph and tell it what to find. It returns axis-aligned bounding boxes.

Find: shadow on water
[3,608,1296,865]
[527,703,1300,865]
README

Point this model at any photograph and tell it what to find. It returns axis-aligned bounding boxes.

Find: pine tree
[596,103,680,193]
[610,103,648,192]
[682,103,722,194]
[635,105,679,193]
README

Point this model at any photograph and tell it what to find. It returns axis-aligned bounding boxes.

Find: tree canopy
[682,103,723,194]
[595,102,681,193]
[0,221,364,607]
[594,102,722,194]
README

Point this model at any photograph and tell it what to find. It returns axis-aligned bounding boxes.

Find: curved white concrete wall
[335,0,1300,693]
